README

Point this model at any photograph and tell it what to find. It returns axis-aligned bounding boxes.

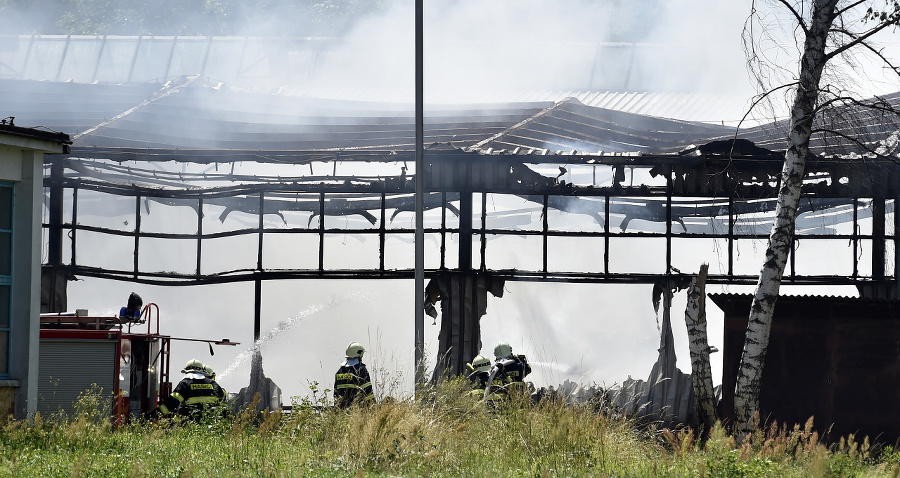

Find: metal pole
[414,0,425,388]
[874,197,886,282]
[133,193,141,279]
[255,192,264,341]
[48,158,64,266]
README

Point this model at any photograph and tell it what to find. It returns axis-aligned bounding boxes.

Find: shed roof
[709,293,900,316]
[0,121,71,152]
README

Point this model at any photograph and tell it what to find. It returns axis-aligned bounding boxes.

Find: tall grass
[0,379,896,477]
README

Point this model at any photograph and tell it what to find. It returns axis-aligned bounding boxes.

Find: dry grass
[0,380,895,477]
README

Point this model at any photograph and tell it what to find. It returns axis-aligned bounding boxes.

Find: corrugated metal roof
[734,92,900,156]
[1,78,736,153]
[0,35,754,124]
[2,74,898,158]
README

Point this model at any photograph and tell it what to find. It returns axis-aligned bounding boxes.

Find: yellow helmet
[470,355,491,373]
[346,342,365,358]
[203,364,216,380]
[181,358,204,373]
[494,342,513,359]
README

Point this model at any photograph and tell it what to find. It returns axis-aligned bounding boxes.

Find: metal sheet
[37,338,117,417]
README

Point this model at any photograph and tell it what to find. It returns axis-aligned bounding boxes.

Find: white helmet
[470,354,491,373]
[346,342,365,358]
[494,342,513,359]
[181,358,204,374]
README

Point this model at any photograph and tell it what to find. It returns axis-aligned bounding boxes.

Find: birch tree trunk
[684,264,716,439]
[733,0,839,438]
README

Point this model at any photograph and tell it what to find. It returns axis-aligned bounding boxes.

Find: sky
[29,0,900,402]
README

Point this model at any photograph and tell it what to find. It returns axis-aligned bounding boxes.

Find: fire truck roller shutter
[37,338,117,417]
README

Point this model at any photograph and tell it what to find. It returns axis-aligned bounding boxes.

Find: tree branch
[825,19,899,61]
[735,82,800,144]
[856,39,900,77]
[775,0,809,35]
[809,127,900,163]
[836,0,871,17]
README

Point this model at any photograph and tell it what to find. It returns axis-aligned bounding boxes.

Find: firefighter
[465,354,492,398]
[485,342,531,402]
[334,342,374,409]
[203,363,226,396]
[119,292,143,323]
[154,358,226,421]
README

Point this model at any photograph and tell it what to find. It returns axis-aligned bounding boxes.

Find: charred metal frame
[44,147,900,287]
[42,146,900,348]
[44,151,898,285]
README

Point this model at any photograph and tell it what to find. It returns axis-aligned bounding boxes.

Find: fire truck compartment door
[38,338,117,416]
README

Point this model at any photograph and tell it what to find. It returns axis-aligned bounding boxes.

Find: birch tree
[735,0,900,437]
[684,264,716,440]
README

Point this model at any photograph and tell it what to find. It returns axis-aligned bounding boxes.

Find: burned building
[3,34,900,432]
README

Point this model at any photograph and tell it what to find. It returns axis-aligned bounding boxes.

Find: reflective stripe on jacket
[158,375,226,419]
[334,360,373,408]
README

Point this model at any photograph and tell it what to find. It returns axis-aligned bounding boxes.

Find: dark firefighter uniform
[334,359,373,408]
[467,369,489,390]
[465,354,492,399]
[157,373,226,420]
[485,355,532,401]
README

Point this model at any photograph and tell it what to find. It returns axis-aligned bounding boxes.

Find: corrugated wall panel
[37,339,117,417]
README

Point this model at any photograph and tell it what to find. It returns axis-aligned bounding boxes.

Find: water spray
[217,291,370,379]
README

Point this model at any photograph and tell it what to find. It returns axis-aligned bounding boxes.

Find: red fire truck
[38,304,235,424]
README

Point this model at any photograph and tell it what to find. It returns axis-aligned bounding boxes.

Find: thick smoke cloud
[32,1,884,401]
[31,1,759,401]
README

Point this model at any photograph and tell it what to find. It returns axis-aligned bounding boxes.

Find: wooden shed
[710,293,900,443]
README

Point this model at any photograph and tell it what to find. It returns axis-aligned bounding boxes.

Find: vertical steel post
[414,0,425,388]
[48,158,64,266]
[163,36,178,81]
[459,193,472,270]
[21,34,35,77]
[379,193,386,272]
[542,194,549,276]
[318,192,325,271]
[91,35,106,83]
[70,187,78,265]
[133,193,141,279]
[604,195,610,275]
[480,192,487,270]
[728,197,734,277]
[853,198,859,278]
[196,195,203,276]
[874,197,886,281]
[255,192,264,341]
[666,166,672,273]
[199,36,213,77]
[55,35,71,82]
[127,36,142,83]
[440,192,447,270]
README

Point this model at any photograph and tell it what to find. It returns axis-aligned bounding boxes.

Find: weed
[0,383,896,476]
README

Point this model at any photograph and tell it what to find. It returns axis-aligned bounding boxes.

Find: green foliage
[0,383,896,476]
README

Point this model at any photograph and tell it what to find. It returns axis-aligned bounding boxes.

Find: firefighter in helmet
[119,292,143,323]
[465,354,492,398]
[334,342,374,408]
[485,342,531,402]
[203,363,227,397]
[154,358,226,421]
